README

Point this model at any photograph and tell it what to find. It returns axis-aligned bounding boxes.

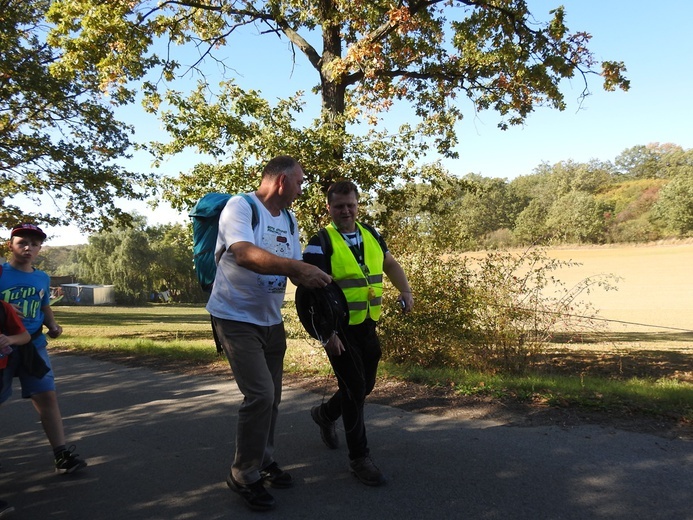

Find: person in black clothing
[302,181,413,486]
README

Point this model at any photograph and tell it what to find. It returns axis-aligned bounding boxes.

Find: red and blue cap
[10,223,47,241]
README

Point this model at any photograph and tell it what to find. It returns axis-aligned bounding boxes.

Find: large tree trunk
[319,0,346,160]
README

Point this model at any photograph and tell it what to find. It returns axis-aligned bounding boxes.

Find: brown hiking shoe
[311,405,339,449]
[349,456,386,486]
[226,473,276,511]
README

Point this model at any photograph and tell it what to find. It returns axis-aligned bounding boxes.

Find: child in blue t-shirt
[0,223,87,475]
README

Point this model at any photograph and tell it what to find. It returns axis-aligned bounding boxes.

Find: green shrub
[598,179,666,242]
[379,247,619,373]
[379,253,478,367]
[598,179,666,216]
[468,248,618,372]
[607,216,662,243]
[650,172,693,236]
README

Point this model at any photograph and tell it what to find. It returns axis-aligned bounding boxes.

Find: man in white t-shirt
[207,155,331,512]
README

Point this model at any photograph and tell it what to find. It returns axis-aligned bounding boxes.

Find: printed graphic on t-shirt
[257,274,287,294]
[257,225,292,293]
[262,227,292,257]
[0,285,44,320]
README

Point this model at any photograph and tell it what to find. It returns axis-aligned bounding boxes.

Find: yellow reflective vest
[325,223,384,325]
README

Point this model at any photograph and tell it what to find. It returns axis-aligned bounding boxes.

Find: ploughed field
[509,242,692,383]
[288,242,693,382]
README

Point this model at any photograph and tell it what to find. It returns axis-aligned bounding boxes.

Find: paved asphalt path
[1,353,691,519]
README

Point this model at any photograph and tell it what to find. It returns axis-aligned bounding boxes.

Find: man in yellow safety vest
[302,180,414,486]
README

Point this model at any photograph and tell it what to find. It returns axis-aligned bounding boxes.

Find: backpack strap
[284,209,295,235]
[239,193,295,235]
[239,193,259,229]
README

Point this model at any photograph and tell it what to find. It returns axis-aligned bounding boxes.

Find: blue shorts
[0,343,56,404]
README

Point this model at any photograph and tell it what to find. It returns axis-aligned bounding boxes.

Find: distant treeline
[381,142,693,252]
[35,143,691,303]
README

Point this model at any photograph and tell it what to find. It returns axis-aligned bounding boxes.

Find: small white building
[60,284,115,305]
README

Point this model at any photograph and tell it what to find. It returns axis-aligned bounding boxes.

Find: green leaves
[378,246,619,372]
[78,219,204,303]
[651,173,693,236]
[40,0,629,233]
[1,0,152,231]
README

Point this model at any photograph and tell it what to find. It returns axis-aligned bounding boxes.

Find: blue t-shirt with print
[0,262,50,346]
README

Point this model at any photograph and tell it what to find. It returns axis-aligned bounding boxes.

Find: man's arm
[230,242,331,289]
[383,252,414,313]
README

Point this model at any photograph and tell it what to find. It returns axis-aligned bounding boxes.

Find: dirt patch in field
[513,242,693,332]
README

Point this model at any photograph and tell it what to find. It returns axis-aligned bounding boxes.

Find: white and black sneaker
[54,446,87,475]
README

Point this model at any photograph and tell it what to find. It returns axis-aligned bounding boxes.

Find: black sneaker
[260,462,293,488]
[54,446,87,475]
[349,455,386,486]
[311,405,339,449]
[0,499,14,518]
[226,474,276,511]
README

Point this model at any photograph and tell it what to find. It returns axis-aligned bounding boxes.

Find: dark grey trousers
[212,317,287,485]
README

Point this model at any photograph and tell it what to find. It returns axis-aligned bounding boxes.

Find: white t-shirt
[205,193,301,326]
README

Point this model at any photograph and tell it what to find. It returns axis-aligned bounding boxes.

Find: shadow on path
[1,354,691,519]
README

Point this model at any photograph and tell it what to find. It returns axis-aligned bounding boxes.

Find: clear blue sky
[45,0,693,245]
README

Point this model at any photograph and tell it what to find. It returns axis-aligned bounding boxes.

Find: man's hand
[398,292,414,314]
[292,262,332,289]
[323,334,345,357]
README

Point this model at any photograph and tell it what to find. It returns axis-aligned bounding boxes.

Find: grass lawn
[49,303,693,425]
